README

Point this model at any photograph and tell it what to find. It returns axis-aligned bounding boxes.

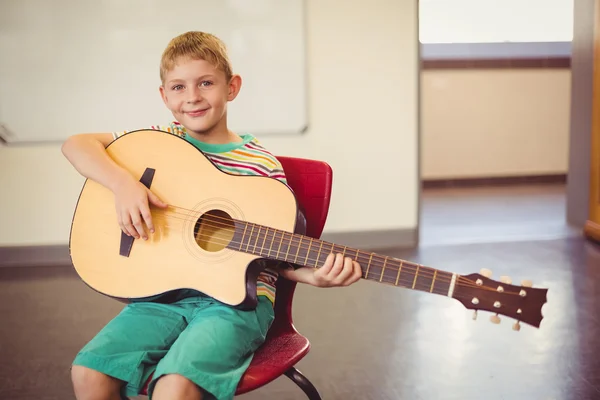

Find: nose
[186,86,202,103]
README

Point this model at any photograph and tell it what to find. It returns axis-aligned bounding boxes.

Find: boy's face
[159,57,241,137]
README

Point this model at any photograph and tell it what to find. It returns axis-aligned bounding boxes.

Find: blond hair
[160,31,233,83]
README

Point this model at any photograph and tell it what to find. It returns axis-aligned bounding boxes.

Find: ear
[159,85,168,106]
[227,74,242,101]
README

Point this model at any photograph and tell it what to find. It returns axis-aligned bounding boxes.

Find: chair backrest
[272,156,333,325]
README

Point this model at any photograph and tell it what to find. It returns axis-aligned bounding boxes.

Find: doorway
[417,0,577,247]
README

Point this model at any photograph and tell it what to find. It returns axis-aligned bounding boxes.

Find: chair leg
[284,367,322,400]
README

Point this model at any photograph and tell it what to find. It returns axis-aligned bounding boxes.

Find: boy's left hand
[279,253,363,288]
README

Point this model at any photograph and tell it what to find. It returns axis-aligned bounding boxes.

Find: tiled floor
[1,183,598,399]
[419,183,578,246]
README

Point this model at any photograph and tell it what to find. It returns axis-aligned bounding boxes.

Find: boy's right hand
[112,176,168,240]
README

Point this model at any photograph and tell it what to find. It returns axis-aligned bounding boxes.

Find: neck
[228,220,457,297]
[187,118,240,145]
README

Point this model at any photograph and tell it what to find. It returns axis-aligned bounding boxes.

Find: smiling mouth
[186,109,208,117]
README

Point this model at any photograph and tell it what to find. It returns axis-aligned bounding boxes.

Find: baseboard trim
[0,245,71,268]
[0,228,417,268]
[422,174,567,189]
[320,228,417,251]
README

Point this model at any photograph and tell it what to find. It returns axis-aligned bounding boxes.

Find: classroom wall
[421,68,571,179]
[0,0,419,248]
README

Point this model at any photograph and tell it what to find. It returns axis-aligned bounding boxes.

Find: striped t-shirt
[113,121,287,305]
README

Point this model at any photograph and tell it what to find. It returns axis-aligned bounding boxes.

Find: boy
[62,31,362,400]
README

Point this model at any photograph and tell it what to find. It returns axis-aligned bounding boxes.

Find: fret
[260,227,269,257]
[411,265,420,289]
[283,232,291,261]
[294,236,302,264]
[329,242,337,256]
[279,231,291,260]
[238,223,248,251]
[364,254,372,279]
[246,224,256,253]
[395,260,402,285]
[304,237,312,266]
[315,241,323,268]
[268,227,276,258]
[253,226,261,253]
[429,270,438,293]
[275,230,284,258]
[379,256,387,282]
[332,243,344,255]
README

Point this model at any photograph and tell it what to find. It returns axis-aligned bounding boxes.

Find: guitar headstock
[452,268,548,330]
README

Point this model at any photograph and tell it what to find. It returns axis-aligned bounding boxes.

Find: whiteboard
[0,0,307,144]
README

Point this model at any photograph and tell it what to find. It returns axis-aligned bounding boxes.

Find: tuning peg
[500,275,512,284]
[489,314,501,324]
[513,321,521,331]
[472,310,478,320]
[521,279,533,287]
[480,268,492,278]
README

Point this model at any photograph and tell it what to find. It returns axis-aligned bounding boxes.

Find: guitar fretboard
[229,221,455,296]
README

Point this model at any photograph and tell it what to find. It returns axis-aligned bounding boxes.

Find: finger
[123,209,140,238]
[139,203,154,234]
[121,210,136,237]
[117,219,128,236]
[335,257,354,285]
[327,253,344,279]
[116,209,126,236]
[130,211,146,239]
[317,253,335,276]
[147,189,168,208]
[348,261,363,284]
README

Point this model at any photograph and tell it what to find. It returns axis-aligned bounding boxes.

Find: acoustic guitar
[69,129,548,331]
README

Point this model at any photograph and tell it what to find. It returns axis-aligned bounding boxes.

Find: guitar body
[69,130,300,309]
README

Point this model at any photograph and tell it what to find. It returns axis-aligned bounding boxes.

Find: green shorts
[72,294,274,400]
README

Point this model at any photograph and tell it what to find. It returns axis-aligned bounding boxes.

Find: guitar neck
[230,220,457,297]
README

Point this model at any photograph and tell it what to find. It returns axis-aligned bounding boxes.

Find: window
[419,0,574,44]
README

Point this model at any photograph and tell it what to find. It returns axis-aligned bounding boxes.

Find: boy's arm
[62,133,130,192]
[61,133,167,239]
[277,253,362,288]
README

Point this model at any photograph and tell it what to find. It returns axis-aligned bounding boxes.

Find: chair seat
[235,325,310,395]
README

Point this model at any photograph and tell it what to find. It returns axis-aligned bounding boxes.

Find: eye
[171,84,184,91]
[200,81,213,87]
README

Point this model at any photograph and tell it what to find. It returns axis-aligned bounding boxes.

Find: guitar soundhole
[193,209,235,252]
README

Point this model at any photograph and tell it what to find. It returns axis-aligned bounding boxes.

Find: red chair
[140,156,332,399]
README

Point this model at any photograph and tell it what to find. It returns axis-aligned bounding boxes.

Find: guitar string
[105,226,538,320]
[119,209,523,294]
[97,234,530,319]
[144,207,473,283]
[150,209,526,293]
[96,228,534,323]
[117,212,524,296]
[151,207,521,287]
[119,210,475,288]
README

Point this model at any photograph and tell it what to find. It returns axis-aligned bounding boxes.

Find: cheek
[165,95,183,111]
[208,92,229,109]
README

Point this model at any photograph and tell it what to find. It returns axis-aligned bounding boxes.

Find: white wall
[421,68,571,179]
[0,0,419,247]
